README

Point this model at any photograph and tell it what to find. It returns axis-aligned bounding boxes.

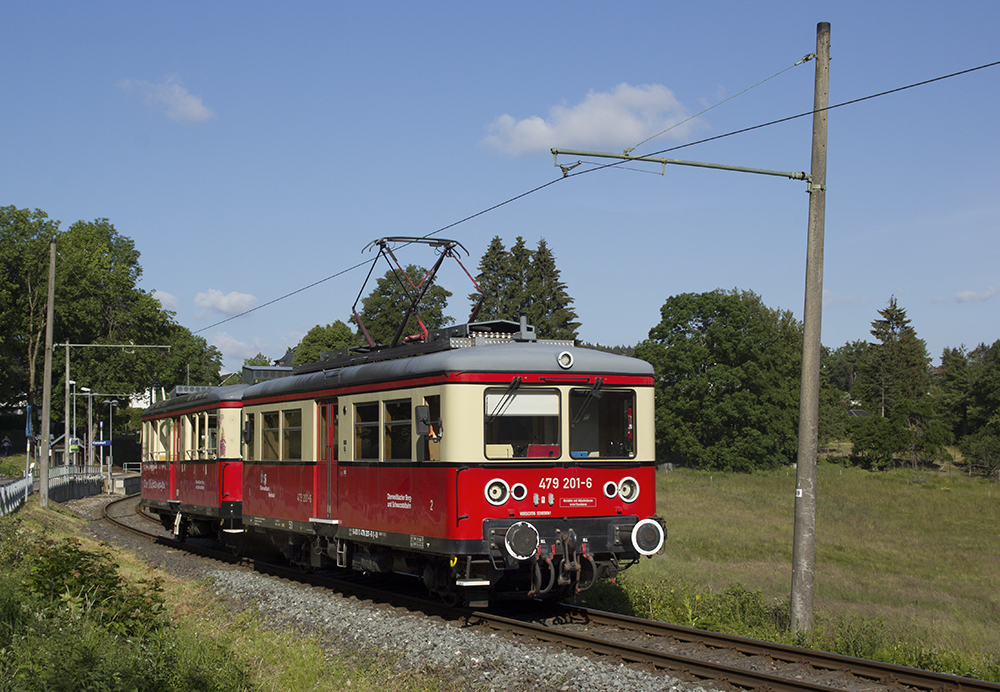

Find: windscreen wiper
[485,377,522,425]
[570,378,604,428]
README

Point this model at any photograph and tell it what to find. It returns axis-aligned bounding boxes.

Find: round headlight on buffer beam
[618,476,640,503]
[631,518,665,556]
[485,478,510,506]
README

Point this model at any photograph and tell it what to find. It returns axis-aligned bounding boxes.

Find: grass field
[4,454,999,680]
[591,460,1000,677]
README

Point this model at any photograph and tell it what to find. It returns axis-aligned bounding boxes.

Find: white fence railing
[47,465,104,481]
[0,475,34,517]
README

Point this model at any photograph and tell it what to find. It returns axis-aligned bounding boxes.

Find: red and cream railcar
[239,321,665,605]
[140,384,248,539]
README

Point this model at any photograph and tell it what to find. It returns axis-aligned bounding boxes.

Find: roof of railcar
[141,383,249,419]
[241,341,653,402]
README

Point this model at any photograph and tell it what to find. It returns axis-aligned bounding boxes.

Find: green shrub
[23,537,166,636]
[0,516,254,692]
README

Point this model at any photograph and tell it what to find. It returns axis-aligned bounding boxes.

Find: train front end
[430,341,665,603]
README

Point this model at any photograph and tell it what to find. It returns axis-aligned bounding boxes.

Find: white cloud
[152,289,178,310]
[481,83,700,156]
[209,331,257,365]
[955,286,996,303]
[118,76,215,124]
[194,289,257,318]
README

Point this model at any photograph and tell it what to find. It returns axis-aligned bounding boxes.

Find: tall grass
[587,462,1000,680]
[1,500,467,692]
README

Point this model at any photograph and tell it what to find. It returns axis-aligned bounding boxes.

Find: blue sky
[3,2,997,373]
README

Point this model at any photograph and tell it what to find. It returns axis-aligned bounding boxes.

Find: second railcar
[140,384,248,539]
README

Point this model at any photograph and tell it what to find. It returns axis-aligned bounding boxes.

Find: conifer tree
[851,297,940,468]
[468,236,514,321]
[467,236,579,339]
[524,239,580,340]
[507,236,533,319]
[856,296,931,418]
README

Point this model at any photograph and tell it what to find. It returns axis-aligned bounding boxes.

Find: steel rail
[554,604,1000,692]
[468,610,839,692]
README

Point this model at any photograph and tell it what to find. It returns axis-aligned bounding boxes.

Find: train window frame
[206,412,219,459]
[417,394,441,462]
[157,419,172,462]
[484,387,561,460]
[354,401,380,461]
[243,413,255,462]
[384,398,412,462]
[568,387,636,459]
[261,411,280,461]
[282,409,302,460]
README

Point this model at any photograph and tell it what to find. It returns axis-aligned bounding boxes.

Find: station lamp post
[102,399,118,491]
[80,387,93,469]
[69,380,77,465]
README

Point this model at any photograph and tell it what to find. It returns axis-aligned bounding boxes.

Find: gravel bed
[64,495,719,692]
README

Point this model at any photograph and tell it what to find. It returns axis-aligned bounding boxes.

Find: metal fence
[48,465,104,481]
[0,476,34,517]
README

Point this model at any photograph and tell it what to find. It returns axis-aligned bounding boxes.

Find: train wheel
[227,534,246,558]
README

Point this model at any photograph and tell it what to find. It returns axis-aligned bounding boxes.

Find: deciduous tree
[354,264,452,345]
[294,320,360,365]
[634,289,803,471]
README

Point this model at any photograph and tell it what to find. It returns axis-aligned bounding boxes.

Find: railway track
[103,495,1000,692]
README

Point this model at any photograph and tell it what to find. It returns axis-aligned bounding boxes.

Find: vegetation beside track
[586,461,1000,682]
[0,498,465,692]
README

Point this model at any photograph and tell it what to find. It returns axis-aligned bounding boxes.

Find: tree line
[4,204,996,478]
[1,206,222,440]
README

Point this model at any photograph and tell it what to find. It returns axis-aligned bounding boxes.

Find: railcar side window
[355,402,379,461]
[417,395,441,462]
[282,410,302,460]
[569,388,636,459]
[262,412,280,460]
[384,399,411,461]
[157,419,172,461]
[206,412,218,458]
[484,388,560,459]
[243,414,255,461]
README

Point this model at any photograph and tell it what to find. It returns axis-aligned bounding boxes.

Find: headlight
[485,478,510,506]
[618,476,640,503]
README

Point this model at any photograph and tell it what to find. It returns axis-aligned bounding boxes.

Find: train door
[171,415,182,501]
[318,400,338,520]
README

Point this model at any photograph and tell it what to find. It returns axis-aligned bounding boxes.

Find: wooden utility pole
[790,21,830,634]
[39,238,56,509]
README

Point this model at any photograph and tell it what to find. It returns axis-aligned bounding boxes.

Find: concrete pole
[790,21,830,634]
[39,238,57,509]
[64,341,70,466]
[87,393,94,468]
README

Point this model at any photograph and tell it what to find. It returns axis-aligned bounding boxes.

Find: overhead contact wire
[197,58,1000,332]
